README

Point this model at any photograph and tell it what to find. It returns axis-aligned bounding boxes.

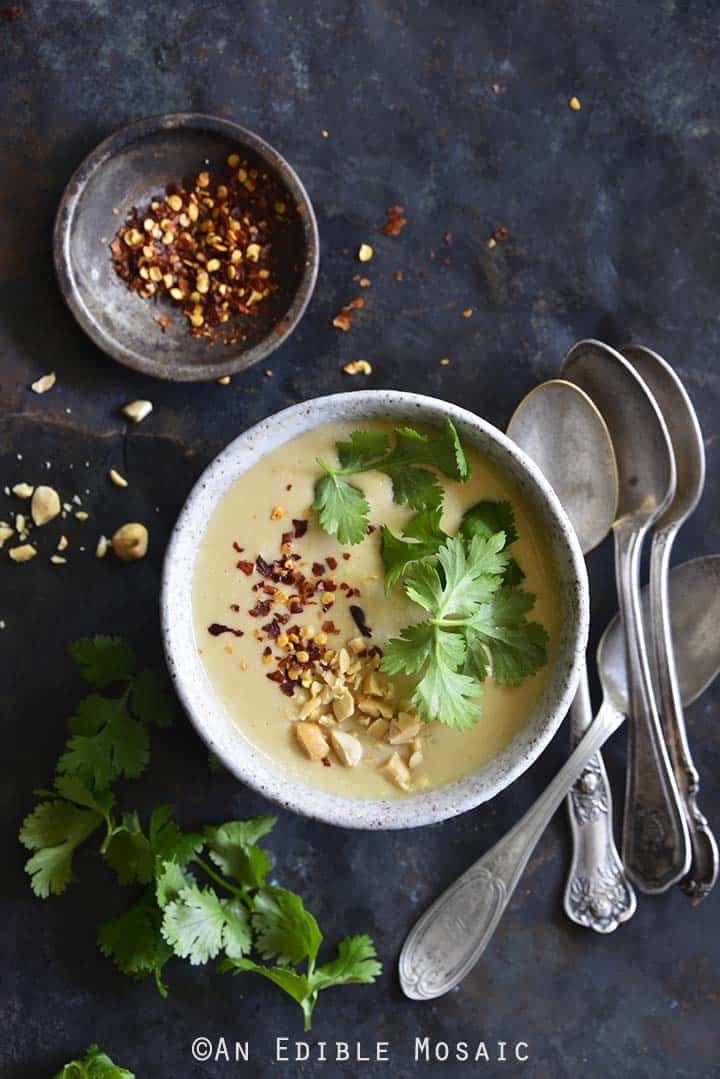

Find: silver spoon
[399,557,720,1001]
[620,344,717,903]
[507,380,636,933]
[561,339,689,893]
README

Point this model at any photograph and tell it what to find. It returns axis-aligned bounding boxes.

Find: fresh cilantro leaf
[465,588,549,685]
[312,473,370,545]
[310,934,382,991]
[252,887,322,966]
[380,622,434,676]
[381,508,449,590]
[51,774,115,821]
[382,533,527,729]
[155,860,194,909]
[98,893,173,996]
[503,557,526,587]
[162,884,251,964]
[222,934,381,1031]
[68,636,136,688]
[104,812,155,886]
[411,631,480,729]
[460,500,518,545]
[58,695,149,789]
[130,668,176,728]
[221,959,315,1028]
[313,421,469,544]
[20,799,103,897]
[336,429,390,470]
[105,806,202,886]
[204,817,276,890]
[53,1043,134,1079]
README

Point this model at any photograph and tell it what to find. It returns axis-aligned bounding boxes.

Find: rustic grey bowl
[162,391,589,829]
[54,113,319,382]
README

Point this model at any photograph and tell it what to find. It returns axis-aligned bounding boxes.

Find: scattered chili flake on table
[110,155,296,343]
[493,226,509,241]
[382,205,407,236]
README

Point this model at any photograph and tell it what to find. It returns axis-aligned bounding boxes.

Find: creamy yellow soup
[192,421,560,800]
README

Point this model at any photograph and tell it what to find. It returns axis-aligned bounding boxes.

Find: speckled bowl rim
[161,391,589,829]
[53,112,319,382]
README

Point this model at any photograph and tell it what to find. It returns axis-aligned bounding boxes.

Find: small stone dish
[53,113,319,381]
[161,390,589,830]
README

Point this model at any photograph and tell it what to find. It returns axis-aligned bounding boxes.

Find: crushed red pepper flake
[393,270,404,282]
[326,556,338,570]
[382,205,407,236]
[236,559,254,575]
[111,155,297,345]
[332,311,352,332]
[493,226,509,241]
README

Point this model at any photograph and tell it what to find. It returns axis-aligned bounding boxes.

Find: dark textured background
[2,2,719,1076]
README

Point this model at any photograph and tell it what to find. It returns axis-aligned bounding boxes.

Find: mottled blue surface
[1,2,718,1076]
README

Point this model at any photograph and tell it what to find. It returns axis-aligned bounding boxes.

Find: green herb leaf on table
[161,884,252,964]
[204,816,276,890]
[313,420,470,544]
[53,1043,135,1079]
[97,892,173,997]
[19,798,103,897]
[251,886,322,966]
[68,635,137,688]
[58,694,149,790]
[130,668,177,728]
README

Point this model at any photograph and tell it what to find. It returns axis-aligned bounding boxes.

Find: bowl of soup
[162,391,588,828]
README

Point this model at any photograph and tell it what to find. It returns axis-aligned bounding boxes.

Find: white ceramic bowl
[162,391,588,829]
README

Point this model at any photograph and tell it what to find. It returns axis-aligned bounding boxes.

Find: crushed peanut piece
[569,96,582,111]
[112,522,148,562]
[50,555,67,565]
[30,372,56,394]
[295,721,330,761]
[31,486,61,527]
[95,535,109,559]
[216,376,231,386]
[0,524,14,547]
[343,360,373,376]
[381,752,412,791]
[109,469,128,488]
[8,544,37,563]
[358,243,373,262]
[12,483,33,499]
[462,308,473,318]
[121,399,153,423]
[331,729,363,768]
[57,534,68,551]
[75,511,89,522]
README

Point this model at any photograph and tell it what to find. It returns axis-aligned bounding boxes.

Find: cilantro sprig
[381,503,549,729]
[20,635,380,1028]
[312,420,469,544]
[54,1044,134,1079]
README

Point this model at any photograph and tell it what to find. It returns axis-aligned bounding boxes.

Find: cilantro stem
[315,455,386,478]
[193,856,250,904]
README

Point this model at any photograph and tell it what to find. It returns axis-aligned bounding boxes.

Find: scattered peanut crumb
[31,486,61,527]
[462,308,473,318]
[12,483,33,499]
[109,469,128,488]
[95,535,109,559]
[332,312,352,332]
[487,237,496,249]
[493,226,508,242]
[8,544,37,563]
[216,376,231,386]
[358,243,373,262]
[569,96,581,111]
[343,360,373,376]
[30,372,56,395]
[121,399,153,423]
[112,523,148,562]
[75,511,89,522]
[50,555,67,565]
[440,357,450,366]
[321,129,329,138]
[358,277,371,288]
[264,369,273,377]
[57,535,68,551]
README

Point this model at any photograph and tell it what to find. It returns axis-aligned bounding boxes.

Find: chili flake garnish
[110,155,297,344]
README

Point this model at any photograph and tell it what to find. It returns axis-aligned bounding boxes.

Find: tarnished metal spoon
[620,344,716,903]
[561,339,690,894]
[508,380,637,933]
[400,557,720,1001]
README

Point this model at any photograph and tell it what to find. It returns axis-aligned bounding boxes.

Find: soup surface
[193,420,561,800]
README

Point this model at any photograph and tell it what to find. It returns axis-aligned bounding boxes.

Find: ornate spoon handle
[399,702,623,1001]
[650,528,718,903]
[563,661,636,931]
[614,521,690,892]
